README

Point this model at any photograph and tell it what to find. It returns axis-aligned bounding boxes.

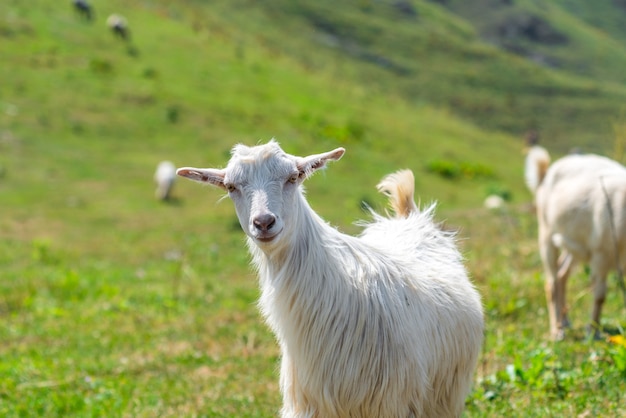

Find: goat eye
[226,184,237,192]
[288,174,298,184]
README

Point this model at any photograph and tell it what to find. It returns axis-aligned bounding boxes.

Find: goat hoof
[585,325,602,341]
[562,315,571,329]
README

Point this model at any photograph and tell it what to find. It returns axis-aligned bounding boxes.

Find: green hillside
[1,0,536,253]
[2,1,626,416]
[217,0,626,152]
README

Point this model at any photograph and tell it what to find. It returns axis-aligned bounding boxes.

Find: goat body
[73,0,93,20]
[526,146,626,340]
[154,161,176,201]
[107,14,129,40]
[178,141,484,417]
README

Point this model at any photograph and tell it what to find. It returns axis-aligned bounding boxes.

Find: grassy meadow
[1,0,626,416]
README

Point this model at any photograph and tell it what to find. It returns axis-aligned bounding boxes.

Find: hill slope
[3,0,626,253]
[224,0,626,152]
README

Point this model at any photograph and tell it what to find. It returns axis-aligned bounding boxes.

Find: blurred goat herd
[72,0,130,41]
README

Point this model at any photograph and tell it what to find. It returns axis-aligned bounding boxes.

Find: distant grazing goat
[154,161,176,201]
[526,145,626,340]
[177,140,484,417]
[73,0,93,20]
[106,14,129,40]
[484,194,505,210]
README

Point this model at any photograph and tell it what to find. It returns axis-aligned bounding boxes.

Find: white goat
[154,161,176,201]
[526,145,626,340]
[484,194,505,211]
[106,14,129,40]
[178,140,484,417]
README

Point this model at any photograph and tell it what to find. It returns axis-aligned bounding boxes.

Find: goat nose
[253,214,276,232]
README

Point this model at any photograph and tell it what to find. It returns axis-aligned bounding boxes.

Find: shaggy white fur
[178,140,484,417]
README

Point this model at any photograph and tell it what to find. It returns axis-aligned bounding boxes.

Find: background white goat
[106,14,129,40]
[526,145,626,340]
[178,140,484,417]
[154,161,176,201]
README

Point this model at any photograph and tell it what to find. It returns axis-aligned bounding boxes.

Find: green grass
[2,0,626,416]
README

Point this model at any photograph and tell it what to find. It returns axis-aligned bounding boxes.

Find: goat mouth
[255,230,281,243]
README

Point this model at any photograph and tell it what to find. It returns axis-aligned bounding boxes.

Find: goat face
[225,156,300,245]
[177,140,345,249]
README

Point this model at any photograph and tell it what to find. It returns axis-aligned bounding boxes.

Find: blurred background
[1,1,626,416]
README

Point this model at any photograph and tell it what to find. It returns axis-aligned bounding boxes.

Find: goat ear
[296,147,345,179]
[176,167,226,189]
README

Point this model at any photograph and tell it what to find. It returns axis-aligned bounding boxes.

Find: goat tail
[524,145,551,194]
[377,169,419,218]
